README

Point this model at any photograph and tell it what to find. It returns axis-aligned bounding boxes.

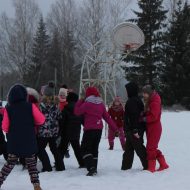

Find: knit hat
[26,87,40,103]
[85,87,100,98]
[43,84,55,97]
[59,88,68,97]
[142,85,154,95]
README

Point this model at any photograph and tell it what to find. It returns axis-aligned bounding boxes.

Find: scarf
[85,95,103,104]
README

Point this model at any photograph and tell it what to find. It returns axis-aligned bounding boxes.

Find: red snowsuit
[145,92,164,160]
[108,107,125,148]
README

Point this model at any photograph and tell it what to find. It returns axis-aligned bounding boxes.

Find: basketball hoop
[112,22,145,53]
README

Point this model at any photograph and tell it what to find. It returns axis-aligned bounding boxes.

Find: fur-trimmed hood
[26,87,40,103]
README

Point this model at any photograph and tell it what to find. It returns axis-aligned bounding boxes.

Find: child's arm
[32,104,45,126]
[0,108,5,115]
[74,99,86,116]
[146,101,160,124]
[2,109,10,133]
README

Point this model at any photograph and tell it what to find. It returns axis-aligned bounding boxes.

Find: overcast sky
[1,0,189,19]
[0,0,55,17]
[0,0,140,18]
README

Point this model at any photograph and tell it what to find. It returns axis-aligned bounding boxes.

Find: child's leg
[0,154,18,186]
[81,131,94,172]
[25,155,40,186]
[70,140,84,167]
[108,129,115,148]
[49,138,65,171]
[92,130,102,171]
[118,128,126,149]
[121,134,134,170]
[37,137,52,172]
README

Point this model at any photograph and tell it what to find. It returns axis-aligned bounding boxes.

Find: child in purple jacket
[74,87,117,176]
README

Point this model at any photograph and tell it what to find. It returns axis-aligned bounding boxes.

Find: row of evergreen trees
[124,0,190,107]
[23,17,78,92]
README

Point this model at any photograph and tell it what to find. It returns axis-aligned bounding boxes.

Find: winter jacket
[38,103,61,138]
[2,84,45,157]
[145,92,162,127]
[60,102,83,140]
[124,83,145,134]
[108,106,124,128]
[74,96,117,132]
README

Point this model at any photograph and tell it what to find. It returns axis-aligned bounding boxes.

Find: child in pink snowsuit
[108,97,126,150]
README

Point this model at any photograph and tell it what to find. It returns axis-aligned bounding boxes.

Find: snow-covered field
[0,111,190,190]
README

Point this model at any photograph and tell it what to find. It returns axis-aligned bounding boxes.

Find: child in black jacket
[121,82,148,170]
[0,84,45,190]
[58,92,84,168]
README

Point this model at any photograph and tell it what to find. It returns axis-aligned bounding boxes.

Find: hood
[85,87,100,98]
[66,92,79,103]
[27,87,40,103]
[8,84,27,105]
[125,82,139,98]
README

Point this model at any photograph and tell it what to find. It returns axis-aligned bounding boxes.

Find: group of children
[0,82,169,189]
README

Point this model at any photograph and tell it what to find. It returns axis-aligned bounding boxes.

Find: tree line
[0,0,190,109]
[0,0,132,97]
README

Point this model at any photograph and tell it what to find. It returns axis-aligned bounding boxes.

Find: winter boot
[86,167,97,176]
[34,184,42,190]
[93,158,98,172]
[109,145,113,150]
[147,160,156,173]
[157,156,169,171]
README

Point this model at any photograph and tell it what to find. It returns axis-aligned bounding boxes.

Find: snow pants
[81,130,102,172]
[108,127,126,148]
[121,130,148,170]
[0,154,39,187]
[146,124,163,160]
[58,138,84,167]
[37,137,65,171]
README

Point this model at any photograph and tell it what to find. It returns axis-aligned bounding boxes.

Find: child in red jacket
[108,97,125,150]
[142,85,169,173]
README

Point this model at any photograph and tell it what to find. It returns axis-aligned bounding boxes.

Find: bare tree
[47,0,81,89]
[0,0,40,82]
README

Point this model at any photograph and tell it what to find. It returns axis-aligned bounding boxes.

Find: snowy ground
[0,111,190,190]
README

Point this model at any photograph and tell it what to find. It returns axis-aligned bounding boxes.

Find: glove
[133,133,140,139]
[133,129,140,139]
